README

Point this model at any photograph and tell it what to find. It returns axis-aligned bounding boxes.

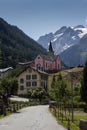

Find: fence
[49,101,80,130]
[0,102,29,116]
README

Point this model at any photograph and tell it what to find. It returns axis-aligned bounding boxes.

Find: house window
[38,57,40,59]
[41,82,44,87]
[50,64,52,69]
[32,82,37,86]
[20,78,24,83]
[41,67,43,71]
[32,75,37,79]
[26,82,31,87]
[57,64,59,69]
[20,85,24,90]
[41,75,47,80]
[38,66,41,70]
[37,64,41,70]
[45,62,47,69]
[26,75,31,80]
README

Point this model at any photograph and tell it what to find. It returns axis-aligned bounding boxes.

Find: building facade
[34,42,62,72]
[17,67,48,95]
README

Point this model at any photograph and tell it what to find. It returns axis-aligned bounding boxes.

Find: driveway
[0,105,66,130]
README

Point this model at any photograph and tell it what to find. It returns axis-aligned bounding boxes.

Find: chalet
[17,66,48,95]
[34,42,62,72]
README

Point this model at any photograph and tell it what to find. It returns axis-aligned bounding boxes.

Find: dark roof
[40,53,59,61]
[17,66,48,77]
[0,67,13,73]
[38,42,60,61]
[32,67,48,75]
[18,61,33,65]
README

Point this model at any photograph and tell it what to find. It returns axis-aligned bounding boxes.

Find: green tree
[0,77,18,106]
[50,74,70,117]
[36,87,47,102]
[9,78,18,95]
[81,61,87,104]
[28,89,33,99]
[28,87,47,102]
[51,74,68,99]
[50,74,69,105]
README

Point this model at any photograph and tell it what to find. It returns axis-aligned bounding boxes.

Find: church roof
[49,42,54,53]
[40,53,58,61]
[39,41,60,61]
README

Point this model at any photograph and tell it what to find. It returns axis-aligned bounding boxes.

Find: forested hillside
[0,18,46,68]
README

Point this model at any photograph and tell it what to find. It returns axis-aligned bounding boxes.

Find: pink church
[34,42,62,72]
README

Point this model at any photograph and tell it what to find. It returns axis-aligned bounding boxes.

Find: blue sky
[0,0,87,40]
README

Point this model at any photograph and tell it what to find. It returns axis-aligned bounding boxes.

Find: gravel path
[0,105,66,130]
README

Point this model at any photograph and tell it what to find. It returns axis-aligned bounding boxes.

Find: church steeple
[49,41,54,54]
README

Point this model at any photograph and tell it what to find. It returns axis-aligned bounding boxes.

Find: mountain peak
[37,25,87,67]
[74,25,85,29]
[54,26,67,35]
[37,25,87,55]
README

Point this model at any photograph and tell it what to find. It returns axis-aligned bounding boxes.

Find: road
[0,105,66,130]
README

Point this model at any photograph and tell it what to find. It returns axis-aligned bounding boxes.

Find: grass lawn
[73,110,87,126]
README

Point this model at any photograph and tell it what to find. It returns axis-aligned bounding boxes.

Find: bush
[73,96,81,107]
[78,102,86,108]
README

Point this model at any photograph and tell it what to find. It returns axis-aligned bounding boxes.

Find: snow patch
[74,27,87,38]
[55,33,64,38]
[63,44,71,50]
[72,36,76,40]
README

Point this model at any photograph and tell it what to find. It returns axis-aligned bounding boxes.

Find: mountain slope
[0,18,46,68]
[60,34,87,67]
[37,25,87,54]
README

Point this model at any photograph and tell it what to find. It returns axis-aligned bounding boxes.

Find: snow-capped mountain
[37,32,54,50]
[37,25,87,54]
[60,34,87,67]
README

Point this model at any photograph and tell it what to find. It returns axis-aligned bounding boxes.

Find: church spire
[49,41,54,53]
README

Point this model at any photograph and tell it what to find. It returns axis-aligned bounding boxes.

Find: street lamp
[64,70,74,122]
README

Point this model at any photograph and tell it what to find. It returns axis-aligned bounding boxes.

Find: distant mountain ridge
[0,18,46,68]
[37,25,87,54]
[60,34,87,67]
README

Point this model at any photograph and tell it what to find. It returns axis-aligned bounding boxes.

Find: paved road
[0,105,66,130]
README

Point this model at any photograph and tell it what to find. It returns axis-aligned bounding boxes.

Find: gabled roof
[0,67,13,73]
[17,66,48,77]
[35,41,60,62]
[39,53,59,61]
[32,67,48,75]
[18,61,33,65]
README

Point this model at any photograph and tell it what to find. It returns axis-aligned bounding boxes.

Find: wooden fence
[0,102,29,116]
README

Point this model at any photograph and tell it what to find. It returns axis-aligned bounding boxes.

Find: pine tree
[81,61,87,104]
